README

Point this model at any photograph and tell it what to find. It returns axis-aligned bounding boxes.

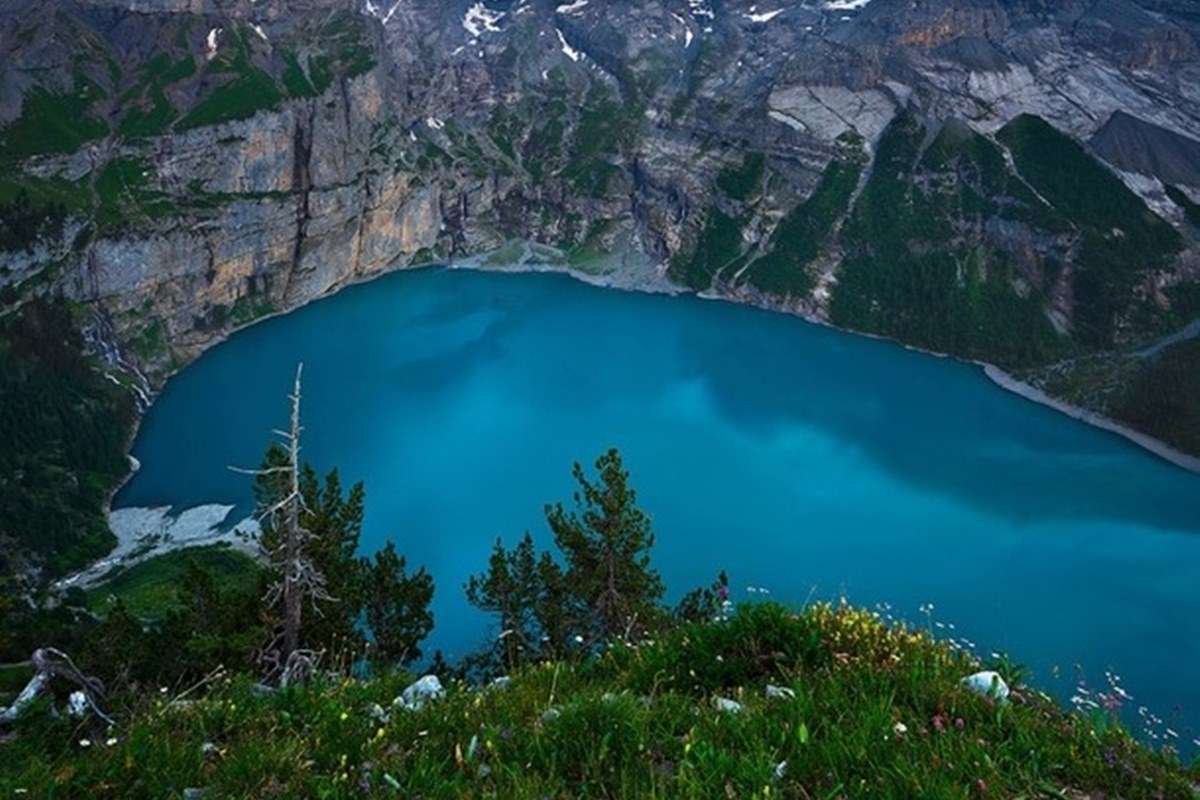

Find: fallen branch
[0,648,114,726]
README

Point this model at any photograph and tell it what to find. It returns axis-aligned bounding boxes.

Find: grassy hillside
[2,603,1195,798]
[85,545,262,620]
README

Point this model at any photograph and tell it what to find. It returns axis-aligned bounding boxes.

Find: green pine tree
[362,542,434,668]
[545,448,663,644]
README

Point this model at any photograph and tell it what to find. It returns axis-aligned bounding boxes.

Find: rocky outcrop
[1091,110,1200,188]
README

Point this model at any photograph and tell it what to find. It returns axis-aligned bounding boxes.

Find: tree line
[2,366,729,723]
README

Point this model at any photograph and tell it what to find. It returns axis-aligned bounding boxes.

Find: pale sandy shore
[56,505,260,592]
[982,365,1200,475]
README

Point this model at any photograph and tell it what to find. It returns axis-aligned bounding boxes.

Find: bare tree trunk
[282,363,304,664]
[233,363,333,683]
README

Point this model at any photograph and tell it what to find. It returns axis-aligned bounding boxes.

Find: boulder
[713,697,743,714]
[765,685,796,701]
[67,691,89,717]
[962,671,1010,702]
[395,675,445,711]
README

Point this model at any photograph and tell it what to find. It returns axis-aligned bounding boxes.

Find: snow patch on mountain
[463,3,505,37]
[746,8,784,23]
[557,28,582,61]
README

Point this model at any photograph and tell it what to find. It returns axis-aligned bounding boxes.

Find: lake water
[117,267,1200,745]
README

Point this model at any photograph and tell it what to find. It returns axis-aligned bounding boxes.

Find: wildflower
[893,722,908,737]
[105,737,118,747]
[79,739,92,748]
[340,711,349,721]
[375,728,386,740]
[955,718,965,730]
[931,714,946,733]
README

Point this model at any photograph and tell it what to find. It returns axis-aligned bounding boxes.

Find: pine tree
[362,542,434,668]
[675,570,730,623]
[465,534,542,670]
[544,448,663,644]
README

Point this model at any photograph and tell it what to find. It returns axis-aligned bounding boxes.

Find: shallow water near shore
[117,267,1200,743]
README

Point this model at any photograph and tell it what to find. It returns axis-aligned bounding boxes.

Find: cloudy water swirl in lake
[118,267,1200,741]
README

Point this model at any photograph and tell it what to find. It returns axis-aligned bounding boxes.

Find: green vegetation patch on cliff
[0,299,135,578]
[716,152,765,202]
[176,66,283,132]
[668,208,746,291]
[831,114,1066,367]
[562,85,640,198]
[117,54,196,138]
[0,82,109,161]
[743,138,866,298]
[1110,338,1200,456]
[997,114,1183,348]
[2,602,1196,798]
[0,174,81,254]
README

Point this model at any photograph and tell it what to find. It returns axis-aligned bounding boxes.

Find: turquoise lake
[117,267,1200,743]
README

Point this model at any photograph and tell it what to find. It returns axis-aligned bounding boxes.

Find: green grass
[86,545,262,620]
[1,603,1194,798]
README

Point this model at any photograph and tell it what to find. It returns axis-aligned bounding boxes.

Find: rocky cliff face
[2,0,1200,558]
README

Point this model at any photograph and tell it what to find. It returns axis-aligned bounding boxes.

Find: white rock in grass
[489,676,512,690]
[396,675,444,711]
[765,685,795,701]
[713,696,743,713]
[961,671,1010,702]
[67,691,88,717]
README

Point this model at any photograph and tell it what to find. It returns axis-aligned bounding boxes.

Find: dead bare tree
[232,363,332,685]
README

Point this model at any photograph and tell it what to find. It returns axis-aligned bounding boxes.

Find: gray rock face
[1091,110,1200,187]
